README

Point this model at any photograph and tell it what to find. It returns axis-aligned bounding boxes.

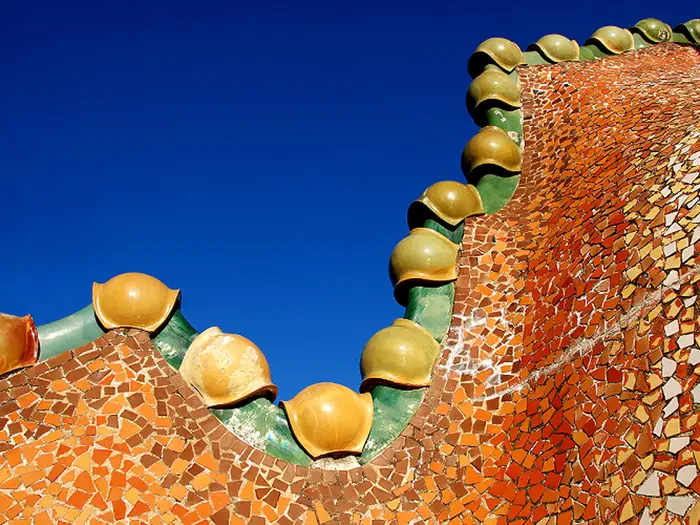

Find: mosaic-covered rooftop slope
[2,40,700,525]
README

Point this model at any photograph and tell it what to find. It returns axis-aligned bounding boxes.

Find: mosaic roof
[1,16,700,525]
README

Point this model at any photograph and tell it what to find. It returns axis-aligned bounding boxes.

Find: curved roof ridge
[1,16,698,469]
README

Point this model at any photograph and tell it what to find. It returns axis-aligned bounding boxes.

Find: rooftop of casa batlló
[1,16,700,525]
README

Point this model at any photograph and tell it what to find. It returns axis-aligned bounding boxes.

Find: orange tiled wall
[444,43,700,523]
[1,43,700,525]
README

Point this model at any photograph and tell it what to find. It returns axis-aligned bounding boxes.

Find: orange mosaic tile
[444,43,700,524]
[1,41,700,524]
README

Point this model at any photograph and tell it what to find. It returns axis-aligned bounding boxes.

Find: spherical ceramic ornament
[527,34,580,62]
[92,272,180,333]
[632,18,672,43]
[468,37,525,78]
[467,69,521,114]
[0,313,39,376]
[587,26,635,54]
[675,19,700,43]
[180,327,277,408]
[461,126,522,175]
[281,382,373,459]
[407,181,484,229]
[360,318,440,391]
[389,228,459,305]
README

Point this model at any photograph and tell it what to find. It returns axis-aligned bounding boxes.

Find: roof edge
[463,17,699,214]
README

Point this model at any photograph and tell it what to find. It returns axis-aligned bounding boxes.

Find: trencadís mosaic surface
[1,17,700,525]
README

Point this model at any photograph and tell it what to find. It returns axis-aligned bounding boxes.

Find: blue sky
[0,1,693,399]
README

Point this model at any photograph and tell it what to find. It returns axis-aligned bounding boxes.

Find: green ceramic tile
[360,385,425,463]
[37,305,105,361]
[423,218,463,245]
[476,174,520,214]
[523,50,550,66]
[151,310,198,370]
[632,33,652,49]
[578,46,597,61]
[672,32,692,44]
[404,282,455,342]
[485,107,523,146]
[212,398,312,466]
[580,44,608,59]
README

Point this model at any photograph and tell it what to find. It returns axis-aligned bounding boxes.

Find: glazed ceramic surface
[407,181,484,229]
[633,18,672,43]
[467,69,521,114]
[281,382,373,459]
[468,37,525,78]
[92,272,180,332]
[461,125,522,175]
[587,26,635,54]
[360,318,440,392]
[180,326,277,408]
[0,313,38,376]
[389,228,459,305]
[528,34,580,62]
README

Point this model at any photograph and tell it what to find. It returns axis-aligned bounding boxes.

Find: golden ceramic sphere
[0,313,38,376]
[528,34,580,62]
[632,18,672,43]
[468,37,525,78]
[389,228,459,305]
[360,318,440,392]
[408,181,484,229]
[180,327,277,408]
[281,382,373,459]
[461,126,522,176]
[92,272,180,333]
[675,19,700,44]
[467,69,521,114]
[587,26,635,54]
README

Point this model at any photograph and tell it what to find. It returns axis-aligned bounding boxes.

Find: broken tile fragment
[663,378,683,400]
[637,472,661,497]
[666,497,695,516]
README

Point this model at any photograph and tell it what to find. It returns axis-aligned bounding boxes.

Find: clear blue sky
[0,1,692,400]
